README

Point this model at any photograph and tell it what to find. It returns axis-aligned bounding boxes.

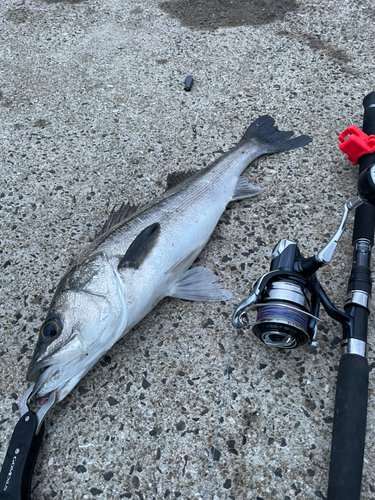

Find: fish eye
[40,320,60,341]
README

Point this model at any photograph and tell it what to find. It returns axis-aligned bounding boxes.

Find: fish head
[26,255,127,404]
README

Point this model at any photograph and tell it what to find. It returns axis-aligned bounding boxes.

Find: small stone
[221,255,232,262]
[274,467,282,478]
[76,465,87,473]
[211,448,221,461]
[275,370,285,379]
[132,476,140,488]
[184,75,193,91]
[103,471,114,481]
[223,478,232,489]
[90,488,103,496]
[107,396,120,406]
[176,421,186,431]
[142,378,151,389]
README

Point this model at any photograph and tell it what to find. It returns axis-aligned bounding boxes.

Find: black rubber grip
[352,203,375,245]
[327,353,369,500]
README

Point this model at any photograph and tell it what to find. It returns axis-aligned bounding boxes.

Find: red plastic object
[338,125,375,164]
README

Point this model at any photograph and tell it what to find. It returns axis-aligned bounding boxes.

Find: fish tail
[240,115,312,153]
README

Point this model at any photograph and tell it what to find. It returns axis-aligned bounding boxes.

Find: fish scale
[26,115,311,404]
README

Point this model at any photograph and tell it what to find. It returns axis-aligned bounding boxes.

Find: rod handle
[327,353,369,500]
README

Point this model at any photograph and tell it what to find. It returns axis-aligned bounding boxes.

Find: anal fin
[169,266,231,302]
[232,176,264,201]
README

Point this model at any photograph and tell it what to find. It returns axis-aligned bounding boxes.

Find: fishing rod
[328,94,375,499]
[232,92,375,500]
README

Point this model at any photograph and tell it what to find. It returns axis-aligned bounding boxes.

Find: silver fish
[26,116,311,404]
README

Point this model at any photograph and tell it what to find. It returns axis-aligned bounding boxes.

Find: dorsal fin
[165,170,198,191]
[118,223,161,270]
[96,202,140,238]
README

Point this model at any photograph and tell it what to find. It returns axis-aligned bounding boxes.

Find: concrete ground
[1,0,375,498]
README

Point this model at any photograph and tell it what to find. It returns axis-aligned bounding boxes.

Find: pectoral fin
[232,176,264,201]
[169,266,231,302]
[118,223,161,270]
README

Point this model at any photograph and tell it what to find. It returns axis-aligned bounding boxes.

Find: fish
[26,115,311,404]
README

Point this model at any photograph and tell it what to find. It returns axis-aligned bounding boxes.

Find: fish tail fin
[241,115,312,153]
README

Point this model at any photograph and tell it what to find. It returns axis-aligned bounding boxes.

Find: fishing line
[204,325,237,500]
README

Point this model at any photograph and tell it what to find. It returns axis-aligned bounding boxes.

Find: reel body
[233,240,325,349]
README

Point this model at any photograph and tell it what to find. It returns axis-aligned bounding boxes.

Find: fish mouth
[27,340,106,403]
[26,334,88,402]
[37,393,52,406]
[26,346,82,382]
[29,361,89,404]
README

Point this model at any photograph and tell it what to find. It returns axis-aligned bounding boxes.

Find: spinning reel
[230,96,375,500]
[232,163,375,349]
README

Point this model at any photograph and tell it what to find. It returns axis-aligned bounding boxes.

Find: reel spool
[252,280,315,349]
